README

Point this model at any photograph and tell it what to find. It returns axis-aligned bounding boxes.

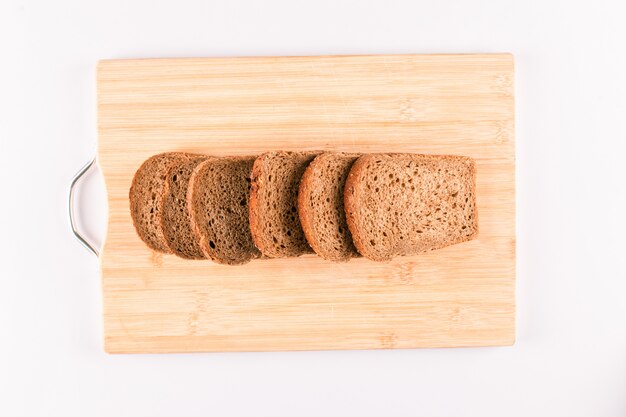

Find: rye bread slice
[160,155,211,259]
[298,152,360,262]
[344,153,478,261]
[129,152,204,253]
[187,156,261,265]
[249,151,319,258]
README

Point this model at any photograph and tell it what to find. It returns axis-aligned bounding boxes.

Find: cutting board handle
[69,157,100,257]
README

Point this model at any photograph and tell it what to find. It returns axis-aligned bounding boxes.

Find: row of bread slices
[129,151,478,265]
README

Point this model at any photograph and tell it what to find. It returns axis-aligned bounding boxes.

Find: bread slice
[344,153,478,261]
[249,151,319,258]
[160,155,211,259]
[187,156,261,265]
[129,152,205,253]
[298,152,360,262]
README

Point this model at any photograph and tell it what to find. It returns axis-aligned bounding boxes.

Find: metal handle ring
[69,157,100,257]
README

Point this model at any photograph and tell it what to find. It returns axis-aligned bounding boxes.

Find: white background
[1,0,625,416]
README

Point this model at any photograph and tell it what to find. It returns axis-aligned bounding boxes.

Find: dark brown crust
[343,155,374,259]
[248,154,266,254]
[298,152,360,262]
[129,152,202,253]
[249,151,319,258]
[468,159,479,240]
[188,156,261,265]
[186,161,208,257]
[160,156,211,259]
[344,153,479,261]
[297,157,319,256]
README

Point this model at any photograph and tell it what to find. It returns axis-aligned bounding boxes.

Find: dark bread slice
[249,151,319,258]
[161,155,211,259]
[298,152,360,262]
[187,156,261,265]
[129,152,204,253]
[344,153,478,261]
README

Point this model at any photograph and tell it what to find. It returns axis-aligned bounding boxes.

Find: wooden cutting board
[97,54,515,353]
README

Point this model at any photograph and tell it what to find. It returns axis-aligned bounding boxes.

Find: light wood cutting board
[97,54,515,353]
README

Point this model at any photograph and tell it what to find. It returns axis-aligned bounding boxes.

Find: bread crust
[187,156,260,265]
[344,153,478,261]
[298,152,360,262]
[248,153,267,255]
[187,160,211,260]
[129,152,202,253]
[160,155,210,259]
[296,156,318,256]
[344,155,380,259]
[249,151,319,258]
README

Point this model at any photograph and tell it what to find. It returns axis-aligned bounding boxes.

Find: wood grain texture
[97,54,515,353]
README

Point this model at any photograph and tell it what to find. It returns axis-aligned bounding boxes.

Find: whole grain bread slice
[187,156,261,265]
[129,152,205,253]
[298,152,360,262]
[249,151,319,258]
[344,153,478,261]
[160,155,211,259]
